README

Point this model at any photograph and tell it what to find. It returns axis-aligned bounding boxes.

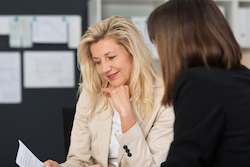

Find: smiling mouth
[108,71,119,78]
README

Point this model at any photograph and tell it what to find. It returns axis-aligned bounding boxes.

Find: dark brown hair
[148,0,242,106]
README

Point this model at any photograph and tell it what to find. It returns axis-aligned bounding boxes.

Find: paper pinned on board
[23,51,75,88]
[0,16,10,35]
[67,15,82,49]
[16,140,43,167]
[0,52,22,104]
[9,16,33,48]
[32,16,68,44]
[1,15,81,48]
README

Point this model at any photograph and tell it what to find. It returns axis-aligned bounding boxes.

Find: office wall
[0,0,87,166]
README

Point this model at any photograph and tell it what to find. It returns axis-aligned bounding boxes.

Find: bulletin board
[0,0,87,166]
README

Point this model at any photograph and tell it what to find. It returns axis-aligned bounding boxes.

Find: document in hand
[16,140,44,167]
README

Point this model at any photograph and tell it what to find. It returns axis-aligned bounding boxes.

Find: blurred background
[0,0,250,166]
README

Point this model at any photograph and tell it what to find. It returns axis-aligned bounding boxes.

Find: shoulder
[175,65,250,88]
[153,77,164,94]
[152,78,174,116]
[174,66,213,91]
[176,66,214,82]
[152,78,165,105]
[172,66,250,106]
[174,66,231,89]
[172,66,222,105]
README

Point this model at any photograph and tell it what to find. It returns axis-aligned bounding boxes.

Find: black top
[162,65,250,167]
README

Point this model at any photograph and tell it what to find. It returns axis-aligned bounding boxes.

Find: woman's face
[90,37,133,87]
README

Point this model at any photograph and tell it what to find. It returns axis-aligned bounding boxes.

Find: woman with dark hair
[148,0,250,166]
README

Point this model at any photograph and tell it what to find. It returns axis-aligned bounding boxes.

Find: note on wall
[23,51,75,88]
[9,16,33,48]
[0,52,22,104]
[67,15,82,49]
[1,15,81,48]
[32,16,68,44]
[0,16,10,35]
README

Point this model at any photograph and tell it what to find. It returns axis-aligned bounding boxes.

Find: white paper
[19,16,33,48]
[4,15,81,48]
[67,15,82,48]
[0,16,10,35]
[131,16,159,59]
[9,16,33,48]
[16,140,43,167]
[9,17,21,48]
[0,52,22,104]
[32,16,68,44]
[23,51,75,88]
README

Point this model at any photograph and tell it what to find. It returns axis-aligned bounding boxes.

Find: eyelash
[108,56,115,60]
[94,56,116,65]
[95,61,101,65]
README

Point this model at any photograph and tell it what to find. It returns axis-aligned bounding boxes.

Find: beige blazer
[60,85,174,167]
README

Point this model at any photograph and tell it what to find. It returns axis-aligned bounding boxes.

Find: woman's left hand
[102,85,136,133]
[102,85,132,116]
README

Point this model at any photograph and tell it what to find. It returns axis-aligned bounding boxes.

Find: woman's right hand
[43,160,60,167]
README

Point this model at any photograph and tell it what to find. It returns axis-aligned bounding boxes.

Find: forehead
[90,38,125,58]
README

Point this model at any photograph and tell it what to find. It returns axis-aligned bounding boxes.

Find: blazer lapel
[97,106,112,167]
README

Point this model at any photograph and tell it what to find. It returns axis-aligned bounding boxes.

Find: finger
[101,87,114,94]
[43,160,52,167]
[103,92,111,97]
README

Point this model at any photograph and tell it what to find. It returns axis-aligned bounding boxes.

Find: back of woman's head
[148,0,242,105]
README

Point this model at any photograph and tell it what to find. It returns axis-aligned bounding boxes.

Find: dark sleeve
[161,70,225,167]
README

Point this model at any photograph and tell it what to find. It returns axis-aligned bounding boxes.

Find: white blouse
[108,98,122,166]
[108,97,132,166]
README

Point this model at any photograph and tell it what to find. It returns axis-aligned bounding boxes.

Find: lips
[108,71,119,79]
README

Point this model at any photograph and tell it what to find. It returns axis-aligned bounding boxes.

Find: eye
[108,56,115,60]
[93,60,101,65]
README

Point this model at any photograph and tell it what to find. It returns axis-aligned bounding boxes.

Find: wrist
[118,106,133,117]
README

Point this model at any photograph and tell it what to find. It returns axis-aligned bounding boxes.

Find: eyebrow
[92,51,114,59]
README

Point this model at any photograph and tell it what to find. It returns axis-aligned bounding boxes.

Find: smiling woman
[43,15,174,167]
[91,37,133,87]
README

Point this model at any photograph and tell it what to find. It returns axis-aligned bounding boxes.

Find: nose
[100,61,111,74]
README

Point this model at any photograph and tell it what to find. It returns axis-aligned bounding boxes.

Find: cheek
[96,66,102,76]
[126,62,133,78]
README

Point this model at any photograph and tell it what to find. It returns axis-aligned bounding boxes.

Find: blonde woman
[44,16,174,167]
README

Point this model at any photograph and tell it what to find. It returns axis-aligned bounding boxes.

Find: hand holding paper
[16,140,44,167]
[43,160,60,167]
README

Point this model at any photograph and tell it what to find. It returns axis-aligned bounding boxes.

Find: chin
[110,82,125,87]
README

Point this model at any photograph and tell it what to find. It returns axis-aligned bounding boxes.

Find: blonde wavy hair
[77,15,162,119]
